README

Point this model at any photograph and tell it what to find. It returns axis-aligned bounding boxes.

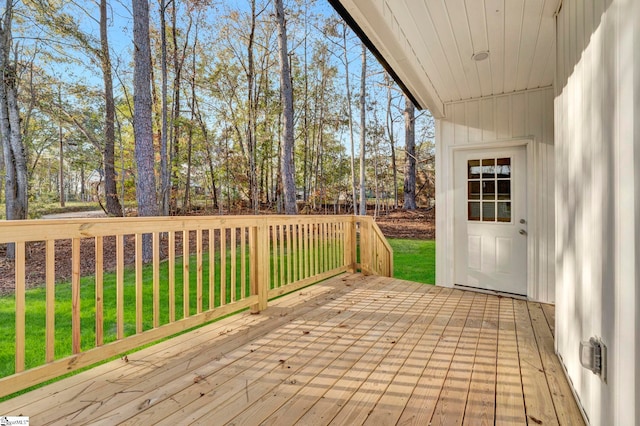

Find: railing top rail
[0,215,360,244]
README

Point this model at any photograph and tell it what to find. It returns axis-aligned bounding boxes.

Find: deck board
[0,274,585,426]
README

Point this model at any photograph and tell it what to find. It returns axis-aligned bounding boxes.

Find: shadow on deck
[0,274,584,425]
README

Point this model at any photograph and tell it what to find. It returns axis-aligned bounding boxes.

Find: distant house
[330,1,639,424]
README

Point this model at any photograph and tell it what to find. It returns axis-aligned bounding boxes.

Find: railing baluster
[116,235,124,339]
[287,224,292,285]
[314,223,319,276]
[183,230,190,318]
[153,232,160,328]
[72,238,81,353]
[135,234,143,334]
[279,224,285,286]
[168,231,175,323]
[0,215,393,398]
[230,227,236,302]
[15,241,25,373]
[95,237,104,346]
[241,227,246,299]
[46,240,55,361]
[197,229,203,313]
[270,225,277,288]
[220,228,226,305]
[209,229,215,309]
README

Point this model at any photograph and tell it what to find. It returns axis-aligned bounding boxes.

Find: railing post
[344,218,357,273]
[250,221,269,313]
[359,218,370,275]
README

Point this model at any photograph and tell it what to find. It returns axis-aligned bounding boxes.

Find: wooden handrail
[0,215,391,398]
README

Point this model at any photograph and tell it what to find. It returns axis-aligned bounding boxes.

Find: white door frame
[446,138,536,297]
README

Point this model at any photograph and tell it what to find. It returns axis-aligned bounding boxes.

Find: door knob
[519,229,527,236]
[520,219,526,224]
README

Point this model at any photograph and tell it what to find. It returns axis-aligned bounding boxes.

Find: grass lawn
[0,251,251,380]
[388,238,435,285]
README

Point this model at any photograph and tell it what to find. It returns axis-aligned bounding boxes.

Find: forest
[0,0,435,220]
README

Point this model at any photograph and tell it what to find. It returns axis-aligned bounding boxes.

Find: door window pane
[482,159,495,178]
[497,202,511,222]
[467,156,512,223]
[468,160,480,179]
[497,180,511,200]
[482,202,495,221]
[468,181,480,200]
[468,202,481,221]
[482,181,495,200]
[496,158,511,178]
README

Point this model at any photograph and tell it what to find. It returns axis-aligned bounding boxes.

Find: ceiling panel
[333,0,560,115]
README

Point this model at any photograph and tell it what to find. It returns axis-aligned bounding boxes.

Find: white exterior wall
[555,0,640,424]
[435,87,555,303]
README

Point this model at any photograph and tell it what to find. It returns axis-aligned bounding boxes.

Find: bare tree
[358,42,366,216]
[0,0,28,234]
[275,0,296,215]
[403,95,416,210]
[132,0,158,259]
[342,25,357,214]
[100,0,123,216]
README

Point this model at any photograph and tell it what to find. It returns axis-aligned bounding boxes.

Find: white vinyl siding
[435,86,555,303]
[555,0,640,424]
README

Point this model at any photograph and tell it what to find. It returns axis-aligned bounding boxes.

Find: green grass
[0,250,251,380]
[388,238,435,285]
[0,240,343,381]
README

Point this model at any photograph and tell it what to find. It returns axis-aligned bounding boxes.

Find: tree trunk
[159,0,170,216]
[342,26,357,214]
[403,95,417,210]
[275,0,297,215]
[247,0,258,214]
[385,73,398,209]
[359,43,366,216]
[132,0,158,260]
[0,0,28,258]
[101,0,123,216]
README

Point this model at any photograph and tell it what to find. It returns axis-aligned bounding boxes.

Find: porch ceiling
[330,0,560,117]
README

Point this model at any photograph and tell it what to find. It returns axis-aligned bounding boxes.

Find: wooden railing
[0,215,391,398]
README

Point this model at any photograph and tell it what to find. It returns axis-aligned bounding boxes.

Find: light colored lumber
[15,241,26,373]
[72,238,81,353]
[95,237,104,345]
[396,289,473,424]
[168,231,175,322]
[326,287,442,426]
[196,229,203,312]
[194,278,419,426]
[231,227,237,302]
[0,275,350,416]
[430,293,486,425]
[135,234,143,334]
[528,303,585,425]
[46,239,56,361]
[241,226,247,299]
[76,275,369,425]
[513,299,558,425]
[494,298,527,424]
[182,230,190,318]
[362,287,453,426]
[220,228,226,305]
[116,234,124,339]
[152,232,160,328]
[541,302,555,337]
[462,294,499,425]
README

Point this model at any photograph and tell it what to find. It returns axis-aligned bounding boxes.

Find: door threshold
[453,284,528,300]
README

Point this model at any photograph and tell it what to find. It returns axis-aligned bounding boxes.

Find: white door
[454,147,527,295]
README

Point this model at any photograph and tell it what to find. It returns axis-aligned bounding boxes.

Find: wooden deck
[0,274,584,425]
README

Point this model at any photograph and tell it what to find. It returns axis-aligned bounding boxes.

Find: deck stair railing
[0,214,392,398]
